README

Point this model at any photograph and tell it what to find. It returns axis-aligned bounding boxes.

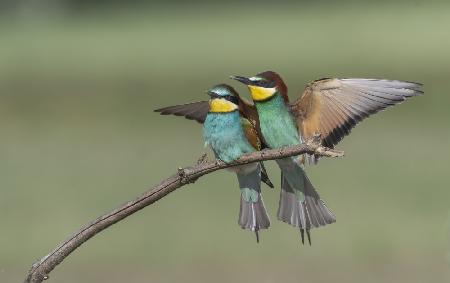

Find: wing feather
[154,101,210,123]
[154,95,268,147]
[290,78,423,150]
[241,117,261,150]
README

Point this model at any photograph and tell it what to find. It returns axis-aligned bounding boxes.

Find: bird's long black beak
[230,75,252,85]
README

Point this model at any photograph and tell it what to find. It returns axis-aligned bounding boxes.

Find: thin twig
[24,141,343,283]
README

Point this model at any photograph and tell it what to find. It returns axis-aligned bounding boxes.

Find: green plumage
[255,95,300,148]
[255,94,306,200]
[254,91,335,241]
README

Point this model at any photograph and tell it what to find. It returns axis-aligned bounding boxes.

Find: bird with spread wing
[155,71,422,243]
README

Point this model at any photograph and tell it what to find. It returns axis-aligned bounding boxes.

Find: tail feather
[260,162,274,189]
[277,169,335,243]
[239,194,270,233]
[236,165,270,242]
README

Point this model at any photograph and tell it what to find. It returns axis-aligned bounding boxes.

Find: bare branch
[24,141,343,283]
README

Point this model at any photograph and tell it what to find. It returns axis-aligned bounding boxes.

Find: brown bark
[24,140,343,283]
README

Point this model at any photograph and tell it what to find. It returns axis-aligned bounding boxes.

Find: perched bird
[155,87,274,189]
[231,71,423,244]
[156,71,423,244]
[157,84,272,242]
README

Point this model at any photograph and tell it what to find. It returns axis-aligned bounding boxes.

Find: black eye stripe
[209,93,238,105]
[222,95,238,104]
[228,95,239,105]
[249,78,275,88]
[255,80,275,88]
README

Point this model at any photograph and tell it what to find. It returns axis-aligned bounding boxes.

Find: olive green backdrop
[1,1,449,282]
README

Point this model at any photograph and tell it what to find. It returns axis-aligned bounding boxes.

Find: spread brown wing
[154,98,262,147]
[290,78,423,149]
[154,101,210,123]
[154,97,266,146]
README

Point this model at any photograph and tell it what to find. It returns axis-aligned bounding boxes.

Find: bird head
[230,71,288,103]
[206,84,240,113]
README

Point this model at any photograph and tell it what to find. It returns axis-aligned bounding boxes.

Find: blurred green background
[1,1,449,282]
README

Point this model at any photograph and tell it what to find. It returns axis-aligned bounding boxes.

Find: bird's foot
[196,153,208,165]
[306,133,322,146]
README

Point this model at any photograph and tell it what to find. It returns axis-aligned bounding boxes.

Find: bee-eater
[231,71,423,244]
[155,88,274,189]
[156,84,272,242]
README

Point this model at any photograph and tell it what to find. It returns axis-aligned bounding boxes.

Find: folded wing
[241,117,274,189]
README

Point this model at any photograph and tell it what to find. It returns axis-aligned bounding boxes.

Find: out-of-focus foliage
[0,1,449,283]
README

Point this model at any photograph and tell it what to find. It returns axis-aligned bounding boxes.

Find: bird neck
[209,98,239,113]
[249,85,277,102]
[255,92,287,112]
[204,111,242,136]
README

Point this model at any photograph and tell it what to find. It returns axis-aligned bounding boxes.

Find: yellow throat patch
[209,98,238,113]
[248,85,276,101]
